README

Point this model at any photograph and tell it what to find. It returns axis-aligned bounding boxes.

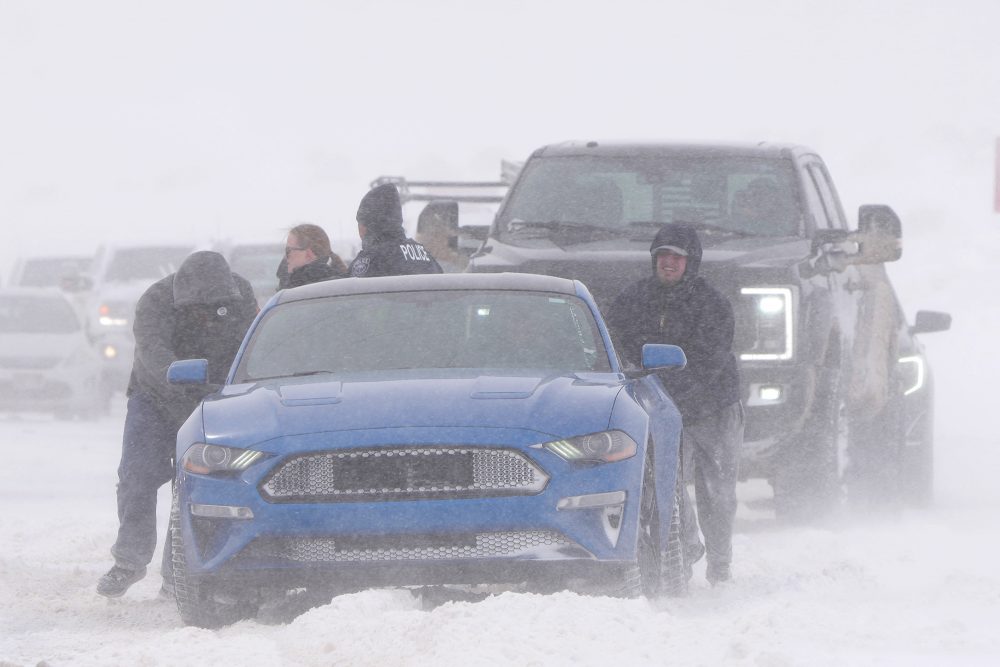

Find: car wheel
[614,451,686,599]
[170,487,258,628]
[773,368,845,522]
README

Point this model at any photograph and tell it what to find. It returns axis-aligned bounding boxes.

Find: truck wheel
[898,401,934,507]
[845,397,905,511]
[773,369,845,522]
[170,488,258,628]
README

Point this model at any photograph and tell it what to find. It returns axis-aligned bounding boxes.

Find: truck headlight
[740,287,794,361]
[898,355,925,396]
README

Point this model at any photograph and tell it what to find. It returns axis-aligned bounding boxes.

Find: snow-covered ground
[2,246,998,666]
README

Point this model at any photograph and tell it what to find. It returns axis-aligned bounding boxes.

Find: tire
[898,401,934,507]
[170,488,258,628]
[659,484,687,597]
[845,398,904,512]
[614,454,687,599]
[773,368,845,522]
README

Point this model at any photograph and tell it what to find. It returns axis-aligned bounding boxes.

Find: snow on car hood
[202,372,624,444]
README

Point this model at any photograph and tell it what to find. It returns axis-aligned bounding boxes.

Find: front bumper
[175,433,650,590]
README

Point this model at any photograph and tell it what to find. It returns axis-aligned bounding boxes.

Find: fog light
[747,383,786,406]
[759,385,782,401]
[189,503,254,519]
[102,344,118,359]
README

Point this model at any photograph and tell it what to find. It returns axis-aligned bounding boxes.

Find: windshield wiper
[506,220,630,244]
[248,369,337,382]
[628,221,754,238]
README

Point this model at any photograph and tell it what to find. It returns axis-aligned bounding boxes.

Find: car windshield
[228,245,284,282]
[103,246,193,283]
[497,154,802,242]
[17,257,92,287]
[0,295,80,333]
[236,289,611,381]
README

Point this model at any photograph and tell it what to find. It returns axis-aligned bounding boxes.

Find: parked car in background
[8,254,93,291]
[0,288,109,419]
[467,140,951,517]
[166,272,687,627]
[85,243,195,392]
[215,241,285,307]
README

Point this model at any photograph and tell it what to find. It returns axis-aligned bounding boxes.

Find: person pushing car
[606,223,744,586]
[96,251,258,598]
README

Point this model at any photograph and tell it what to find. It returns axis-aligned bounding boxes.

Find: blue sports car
[167,272,687,627]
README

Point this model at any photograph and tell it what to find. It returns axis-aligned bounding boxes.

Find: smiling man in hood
[97,251,258,599]
[606,223,744,586]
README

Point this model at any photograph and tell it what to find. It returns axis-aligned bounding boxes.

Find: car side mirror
[910,310,951,335]
[168,359,209,384]
[641,344,687,371]
[851,204,903,264]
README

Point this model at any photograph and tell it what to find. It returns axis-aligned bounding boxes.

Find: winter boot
[706,562,731,586]
[96,564,146,598]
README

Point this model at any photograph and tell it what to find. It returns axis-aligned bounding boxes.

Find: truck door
[803,161,866,406]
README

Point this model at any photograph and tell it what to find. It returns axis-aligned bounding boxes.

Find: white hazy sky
[2,0,999,273]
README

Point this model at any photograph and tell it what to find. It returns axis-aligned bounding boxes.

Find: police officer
[349,183,444,277]
[606,224,744,586]
[96,251,258,598]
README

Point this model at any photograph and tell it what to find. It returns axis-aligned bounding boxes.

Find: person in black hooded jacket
[348,183,443,277]
[606,223,744,586]
[97,251,258,598]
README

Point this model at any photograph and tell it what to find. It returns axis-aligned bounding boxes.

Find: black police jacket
[348,232,443,277]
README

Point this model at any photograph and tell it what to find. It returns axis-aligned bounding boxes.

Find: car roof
[274,272,581,304]
[530,140,815,160]
[0,286,74,300]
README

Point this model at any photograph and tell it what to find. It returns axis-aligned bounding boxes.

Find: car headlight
[740,287,794,361]
[181,443,268,475]
[536,430,637,464]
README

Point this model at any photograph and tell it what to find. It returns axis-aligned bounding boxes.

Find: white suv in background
[85,243,195,393]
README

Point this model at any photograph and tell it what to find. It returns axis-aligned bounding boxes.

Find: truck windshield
[497,154,802,240]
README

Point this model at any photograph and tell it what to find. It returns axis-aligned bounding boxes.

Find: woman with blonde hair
[278,222,348,289]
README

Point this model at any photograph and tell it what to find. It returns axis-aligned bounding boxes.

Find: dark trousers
[680,401,745,569]
[110,391,176,580]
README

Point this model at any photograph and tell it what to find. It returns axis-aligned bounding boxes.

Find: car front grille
[260,446,549,503]
[245,531,573,562]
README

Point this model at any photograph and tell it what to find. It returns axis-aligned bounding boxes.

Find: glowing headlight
[181,443,268,475]
[535,430,637,464]
[898,355,925,396]
[740,287,794,361]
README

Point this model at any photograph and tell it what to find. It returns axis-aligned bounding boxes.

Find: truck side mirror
[853,204,903,263]
[910,310,951,335]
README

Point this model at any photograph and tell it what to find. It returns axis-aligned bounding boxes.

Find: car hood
[0,332,83,362]
[203,371,625,444]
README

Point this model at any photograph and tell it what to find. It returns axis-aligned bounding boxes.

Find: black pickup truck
[466,141,950,518]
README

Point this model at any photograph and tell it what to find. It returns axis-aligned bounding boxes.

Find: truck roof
[531,140,816,160]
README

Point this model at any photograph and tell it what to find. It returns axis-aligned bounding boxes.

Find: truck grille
[247,531,573,562]
[260,446,549,502]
